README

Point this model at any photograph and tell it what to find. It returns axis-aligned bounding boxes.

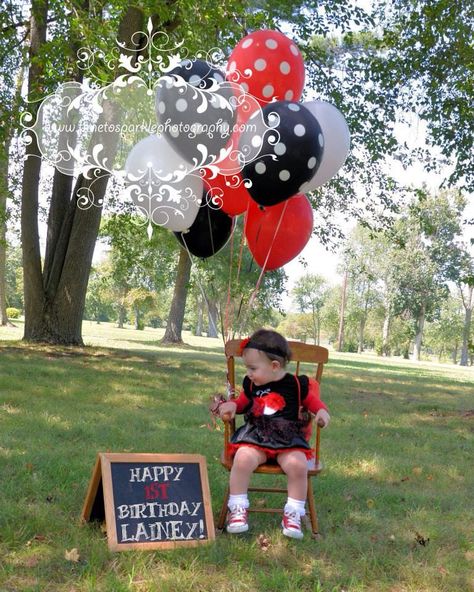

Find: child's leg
[226,446,266,534]
[277,450,308,539]
[229,446,267,495]
[277,450,308,502]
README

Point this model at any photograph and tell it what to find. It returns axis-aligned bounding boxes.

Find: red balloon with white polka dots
[226,30,306,106]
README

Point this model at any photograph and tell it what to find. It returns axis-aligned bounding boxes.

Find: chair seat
[220,451,323,475]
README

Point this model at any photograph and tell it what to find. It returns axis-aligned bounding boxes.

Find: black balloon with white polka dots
[240,101,324,206]
[155,59,236,166]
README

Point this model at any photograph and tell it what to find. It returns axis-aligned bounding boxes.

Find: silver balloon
[125,135,202,232]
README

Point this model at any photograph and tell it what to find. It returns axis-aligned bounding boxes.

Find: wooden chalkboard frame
[81,452,215,551]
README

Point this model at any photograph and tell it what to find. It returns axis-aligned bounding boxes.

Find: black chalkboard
[81,453,215,551]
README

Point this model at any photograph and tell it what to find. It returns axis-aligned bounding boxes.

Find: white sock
[228,494,249,510]
[285,497,306,516]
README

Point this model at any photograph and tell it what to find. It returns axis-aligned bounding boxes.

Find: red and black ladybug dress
[228,373,328,460]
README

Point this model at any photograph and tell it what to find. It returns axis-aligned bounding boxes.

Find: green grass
[1,322,473,591]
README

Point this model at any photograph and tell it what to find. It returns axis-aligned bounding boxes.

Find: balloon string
[223,221,235,343]
[231,203,251,340]
[237,200,288,335]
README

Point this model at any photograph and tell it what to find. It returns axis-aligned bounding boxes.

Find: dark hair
[244,329,291,366]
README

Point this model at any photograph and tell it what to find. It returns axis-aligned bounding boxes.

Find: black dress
[229,373,313,458]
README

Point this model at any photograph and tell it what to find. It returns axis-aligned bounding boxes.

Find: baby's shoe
[282,509,303,539]
[226,506,249,534]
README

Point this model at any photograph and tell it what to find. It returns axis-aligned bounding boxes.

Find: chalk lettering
[144,482,170,500]
[116,501,202,519]
[119,520,203,542]
[128,465,185,483]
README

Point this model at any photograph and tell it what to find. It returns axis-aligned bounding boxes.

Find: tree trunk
[412,304,426,361]
[0,149,9,325]
[195,296,204,336]
[117,300,126,328]
[162,247,192,344]
[460,284,473,366]
[337,270,348,352]
[21,0,49,338]
[357,316,366,353]
[207,299,219,338]
[452,342,458,365]
[382,309,391,356]
[21,6,146,344]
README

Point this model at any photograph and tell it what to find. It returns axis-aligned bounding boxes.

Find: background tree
[423,295,465,363]
[388,190,466,360]
[125,287,155,330]
[292,273,328,345]
[84,263,115,323]
[457,249,474,366]
[0,3,25,325]
[99,214,176,329]
[343,226,383,352]
[4,243,24,313]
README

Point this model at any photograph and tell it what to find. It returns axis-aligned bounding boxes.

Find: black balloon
[174,190,235,258]
[240,101,324,206]
[156,59,236,166]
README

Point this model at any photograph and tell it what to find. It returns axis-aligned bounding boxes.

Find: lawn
[0,322,473,592]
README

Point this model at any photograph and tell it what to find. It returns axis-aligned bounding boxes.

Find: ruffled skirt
[229,416,313,460]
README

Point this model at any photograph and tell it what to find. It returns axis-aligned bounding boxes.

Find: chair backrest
[224,339,329,463]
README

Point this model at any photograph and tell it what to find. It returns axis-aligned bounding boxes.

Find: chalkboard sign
[81,453,215,551]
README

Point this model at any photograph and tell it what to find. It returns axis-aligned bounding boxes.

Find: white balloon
[125,135,202,232]
[301,101,350,191]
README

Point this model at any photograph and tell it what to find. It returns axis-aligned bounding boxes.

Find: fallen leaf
[426,474,434,480]
[64,548,80,562]
[366,499,375,509]
[437,566,448,576]
[256,534,271,552]
[412,467,423,476]
[26,534,47,547]
[389,534,396,541]
[370,535,378,542]
[414,531,429,546]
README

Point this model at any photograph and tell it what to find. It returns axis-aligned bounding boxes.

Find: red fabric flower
[239,337,251,354]
[261,392,286,413]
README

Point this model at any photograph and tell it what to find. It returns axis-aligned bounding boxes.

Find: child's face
[242,348,280,386]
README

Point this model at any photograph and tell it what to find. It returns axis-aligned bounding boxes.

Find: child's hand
[315,409,330,428]
[218,401,237,420]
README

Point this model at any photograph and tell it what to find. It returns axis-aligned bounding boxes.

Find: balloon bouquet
[125,28,350,270]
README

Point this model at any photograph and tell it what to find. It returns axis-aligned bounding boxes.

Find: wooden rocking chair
[216,339,329,536]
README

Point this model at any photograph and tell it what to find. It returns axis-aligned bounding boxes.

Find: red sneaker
[226,506,249,534]
[282,509,304,539]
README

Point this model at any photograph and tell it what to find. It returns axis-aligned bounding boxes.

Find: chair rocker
[216,339,329,537]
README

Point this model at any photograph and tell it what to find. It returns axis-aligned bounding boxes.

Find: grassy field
[1,322,473,592]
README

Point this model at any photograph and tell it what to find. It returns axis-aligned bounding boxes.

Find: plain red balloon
[226,30,305,107]
[245,194,313,270]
